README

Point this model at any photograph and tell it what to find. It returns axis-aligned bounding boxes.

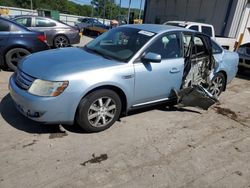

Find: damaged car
[9,24,239,132]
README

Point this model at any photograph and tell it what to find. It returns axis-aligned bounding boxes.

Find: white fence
[0,6,37,16]
[0,6,110,26]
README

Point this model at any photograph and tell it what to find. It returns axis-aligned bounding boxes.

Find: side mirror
[141,52,161,63]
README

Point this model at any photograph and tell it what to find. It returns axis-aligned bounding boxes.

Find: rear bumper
[69,32,81,45]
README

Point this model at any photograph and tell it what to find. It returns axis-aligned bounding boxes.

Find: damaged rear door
[177,32,218,110]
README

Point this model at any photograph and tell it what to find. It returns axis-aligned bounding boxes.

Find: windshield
[86,27,155,62]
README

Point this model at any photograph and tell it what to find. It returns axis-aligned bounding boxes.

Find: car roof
[166,21,213,27]
[13,15,70,26]
[13,15,57,22]
[14,15,50,19]
[121,24,191,34]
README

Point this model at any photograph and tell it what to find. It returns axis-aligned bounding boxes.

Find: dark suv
[0,17,49,71]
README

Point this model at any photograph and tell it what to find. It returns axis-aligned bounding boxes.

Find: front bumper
[9,75,76,124]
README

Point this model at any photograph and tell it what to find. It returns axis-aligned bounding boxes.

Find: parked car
[75,17,109,36]
[9,24,239,132]
[13,16,81,48]
[237,43,250,71]
[164,21,236,51]
[0,17,49,71]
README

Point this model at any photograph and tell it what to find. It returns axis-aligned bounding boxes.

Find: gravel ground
[0,36,250,188]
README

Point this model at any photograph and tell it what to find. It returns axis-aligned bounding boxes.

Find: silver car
[9,24,239,132]
[13,16,81,48]
[237,43,250,71]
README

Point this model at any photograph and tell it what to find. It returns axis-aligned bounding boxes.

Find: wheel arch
[75,85,128,121]
[4,44,32,57]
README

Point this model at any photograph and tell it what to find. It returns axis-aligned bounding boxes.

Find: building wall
[226,0,248,38]
[144,0,247,37]
[236,4,250,45]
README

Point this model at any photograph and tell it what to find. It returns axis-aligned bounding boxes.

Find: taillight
[37,35,47,43]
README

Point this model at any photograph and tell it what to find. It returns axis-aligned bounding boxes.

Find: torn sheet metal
[177,85,218,110]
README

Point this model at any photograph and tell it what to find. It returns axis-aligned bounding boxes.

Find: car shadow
[82,33,97,39]
[0,67,13,72]
[0,94,85,134]
[236,70,250,80]
[127,104,202,117]
[1,94,201,134]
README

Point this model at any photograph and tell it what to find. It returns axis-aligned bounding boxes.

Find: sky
[70,0,145,9]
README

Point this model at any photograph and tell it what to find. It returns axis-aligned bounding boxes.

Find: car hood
[19,47,122,80]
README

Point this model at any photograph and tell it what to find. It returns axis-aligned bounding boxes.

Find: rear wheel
[53,35,69,48]
[5,48,31,71]
[208,72,226,97]
[76,89,122,132]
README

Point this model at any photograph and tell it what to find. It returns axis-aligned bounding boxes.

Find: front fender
[66,65,135,120]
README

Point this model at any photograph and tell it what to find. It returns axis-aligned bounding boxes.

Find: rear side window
[15,17,32,27]
[189,25,199,31]
[35,18,56,27]
[212,41,223,54]
[0,20,10,31]
[193,36,207,57]
[202,26,213,37]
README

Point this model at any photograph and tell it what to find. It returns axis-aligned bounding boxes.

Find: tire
[208,72,226,98]
[76,89,122,132]
[5,48,31,71]
[83,28,89,36]
[53,35,69,48]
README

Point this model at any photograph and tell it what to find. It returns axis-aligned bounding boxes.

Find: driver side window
[146,33,181,59]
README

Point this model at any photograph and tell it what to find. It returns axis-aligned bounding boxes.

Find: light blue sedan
[9,24,239,132]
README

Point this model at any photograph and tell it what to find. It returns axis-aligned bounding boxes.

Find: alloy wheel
[54,35,69,48]
[87,97,116,127]
[209,76,224,97]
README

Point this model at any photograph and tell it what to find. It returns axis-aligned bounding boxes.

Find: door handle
[170,67,180,73]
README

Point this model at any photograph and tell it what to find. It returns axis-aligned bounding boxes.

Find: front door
[133,32,184,105]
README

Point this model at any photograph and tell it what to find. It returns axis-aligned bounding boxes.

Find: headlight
[28,79,68,97]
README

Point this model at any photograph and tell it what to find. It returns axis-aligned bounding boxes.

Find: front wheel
[208,72,226,98]
[76,89,122,132]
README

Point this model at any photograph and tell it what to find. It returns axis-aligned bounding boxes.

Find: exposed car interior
[177,33,217,110]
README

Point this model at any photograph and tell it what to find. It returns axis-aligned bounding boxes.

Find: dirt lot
[0,37,250,188]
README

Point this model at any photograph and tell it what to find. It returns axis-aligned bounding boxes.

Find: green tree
[0,0,142,20]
